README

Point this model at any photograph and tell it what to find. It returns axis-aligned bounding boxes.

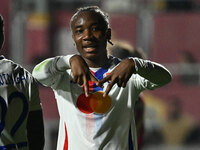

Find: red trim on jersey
[105,72,110,76]
[63,123,68,150]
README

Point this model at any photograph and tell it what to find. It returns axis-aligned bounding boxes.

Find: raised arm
[32,55,72,87]
[69,55,99,97]
[32,55,99,96]
[133,58,172,86]
[98,58,172,96]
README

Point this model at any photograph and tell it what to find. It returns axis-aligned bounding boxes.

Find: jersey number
[0,91,28,137]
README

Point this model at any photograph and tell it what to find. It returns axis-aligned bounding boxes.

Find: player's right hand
[70,55,99,97]
[97,58,136,97]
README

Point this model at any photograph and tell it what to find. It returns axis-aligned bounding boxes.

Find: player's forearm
[133,58,172,87]
[32,55,73,85]
[55,55,73,71]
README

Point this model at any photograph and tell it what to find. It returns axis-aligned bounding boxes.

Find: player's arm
[27,78,45,150]
[132,58,172,86]
[27,110,44,150]
[32,55,73,86]
[98,58,172,96]
[69,54,99,97]
[32,55,98,96]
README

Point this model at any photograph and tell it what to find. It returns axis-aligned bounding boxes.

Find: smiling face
[71,11,110,67]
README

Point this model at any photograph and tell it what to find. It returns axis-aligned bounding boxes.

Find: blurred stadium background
[1,0,200,149]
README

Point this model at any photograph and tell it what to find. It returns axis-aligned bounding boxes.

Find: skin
[0,15,44,150]
[71,12,110,67]
[70,11,136,97]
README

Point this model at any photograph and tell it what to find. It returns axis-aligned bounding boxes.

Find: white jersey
[0,56,42,150]
[32,55,170,150]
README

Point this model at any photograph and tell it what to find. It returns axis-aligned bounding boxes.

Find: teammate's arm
[27,78,45,150]
[98,58,172,96]
[27,110,44,150]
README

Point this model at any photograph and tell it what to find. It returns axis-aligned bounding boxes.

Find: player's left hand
[97,58,136,97]
[70,54,99,97]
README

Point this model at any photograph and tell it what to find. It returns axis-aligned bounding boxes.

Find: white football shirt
[0,56,42,150]
[33,55,170,150]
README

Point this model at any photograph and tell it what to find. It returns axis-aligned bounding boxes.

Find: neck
[85,54,110,68]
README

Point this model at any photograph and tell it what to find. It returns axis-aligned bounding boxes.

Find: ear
[106,28,111,40]
[106,28,113,46]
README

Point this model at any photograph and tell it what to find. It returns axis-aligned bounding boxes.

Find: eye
[92,26,101,32]
[75,28,83,34]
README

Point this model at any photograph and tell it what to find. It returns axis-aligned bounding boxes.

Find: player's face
[71,11,109,62]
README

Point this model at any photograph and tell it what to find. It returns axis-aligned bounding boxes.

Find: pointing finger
[103,80,115,97]
[97,75,110,87]
[121,82,127,88]
[89,73,99,85]
[83,75,89,97]
[73,75,78,83]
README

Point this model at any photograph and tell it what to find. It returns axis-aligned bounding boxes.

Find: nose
[83,29,93,41]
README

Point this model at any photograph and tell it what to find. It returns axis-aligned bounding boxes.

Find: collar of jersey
[90,67,101,72]
[89,56,116,73]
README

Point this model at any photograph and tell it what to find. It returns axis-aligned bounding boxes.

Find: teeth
[85,46,95,48]
[84,47,95,52]
[86,47,94,49]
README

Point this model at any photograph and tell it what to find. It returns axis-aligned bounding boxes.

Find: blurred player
[32,6,171,150]
[0,15,44,150]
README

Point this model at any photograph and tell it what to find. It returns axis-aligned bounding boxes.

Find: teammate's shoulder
[3,57,34,78]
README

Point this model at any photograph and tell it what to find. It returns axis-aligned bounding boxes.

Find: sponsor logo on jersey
[77,92,111,114]
[76,68,111,115]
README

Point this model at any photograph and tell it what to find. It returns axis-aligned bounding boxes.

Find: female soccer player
[32,6,172,150]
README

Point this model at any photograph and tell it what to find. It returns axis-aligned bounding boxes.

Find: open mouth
[83,45,97,53]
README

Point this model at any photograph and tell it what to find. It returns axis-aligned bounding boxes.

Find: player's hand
[70,55,99,97]
[97,58,136,97]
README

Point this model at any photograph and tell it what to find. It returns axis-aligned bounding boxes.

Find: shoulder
[1,57,35,83]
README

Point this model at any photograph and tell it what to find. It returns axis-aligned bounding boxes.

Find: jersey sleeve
[131,57,172,92]
[32,55,73,88]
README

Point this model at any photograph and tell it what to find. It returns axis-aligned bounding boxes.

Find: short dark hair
[70,6,109,30]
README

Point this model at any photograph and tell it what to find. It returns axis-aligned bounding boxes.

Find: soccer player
[0,15,44,150]
[32,6,172,150]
